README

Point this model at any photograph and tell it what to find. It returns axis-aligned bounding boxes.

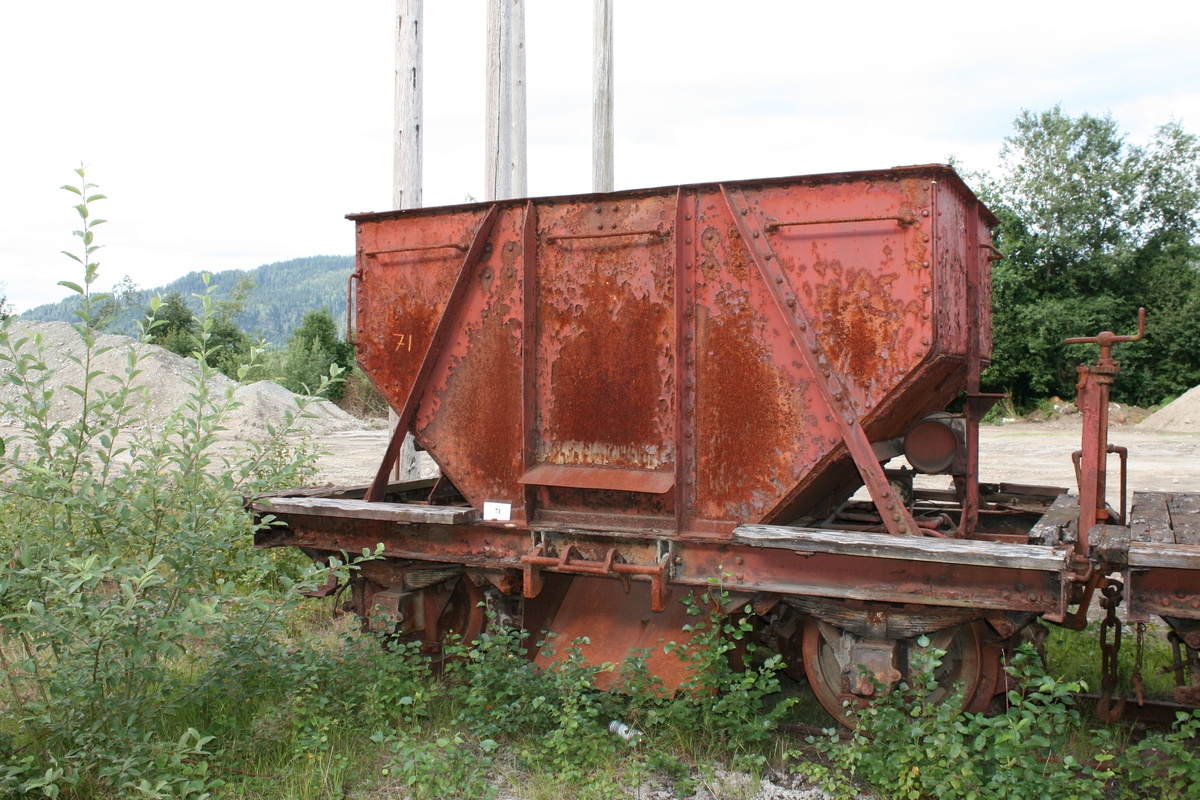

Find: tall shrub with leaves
[0,168,358,799]
[146,277,258,381]
[977,108,1200,406]
[664,585,796,771]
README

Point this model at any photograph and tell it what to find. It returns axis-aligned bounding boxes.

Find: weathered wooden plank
[1170,493,1200,516]
[1172,514,1200,545]
[1130,491,1174,544]
[253,497,480,525]
[1089,524,1130,567]
[734,524,1068,572]
[253,479,437,502]
[1028,494,1078,546]
[1128,543,1200,571]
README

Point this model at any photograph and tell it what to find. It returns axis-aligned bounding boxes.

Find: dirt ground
[973,417,1200,507]
[314,417,1200,507]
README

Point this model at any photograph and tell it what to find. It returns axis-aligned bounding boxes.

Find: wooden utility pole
[592,0,613,193]
[484,0,514,201]
[512,0,527,197]
[391,0,423,481]
[394,0,422,211]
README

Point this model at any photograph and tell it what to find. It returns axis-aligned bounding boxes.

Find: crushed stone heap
[0,321,369,439]
[1140,385,1200,434]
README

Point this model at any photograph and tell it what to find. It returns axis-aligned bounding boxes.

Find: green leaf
[61,184,82,195]
[57,280,85,294]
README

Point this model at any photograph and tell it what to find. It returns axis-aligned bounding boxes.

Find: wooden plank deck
[1126,492,1200,568]
[734,525,1069,572]
[1028,494,1078,546]
[1131,491,1174,544]
[251,497,480,525]
[1170,494,1200,545]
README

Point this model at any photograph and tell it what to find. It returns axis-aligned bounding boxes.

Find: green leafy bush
[378,731,498,800]
[795,642,1114,800]
[1117,710,1200,799]
[0,169,358,799]
[665,585,797,772]
[281,308,355,400]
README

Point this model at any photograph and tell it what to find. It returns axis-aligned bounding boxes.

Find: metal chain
[1097,580,1126,723]
[1132,621,1146,707]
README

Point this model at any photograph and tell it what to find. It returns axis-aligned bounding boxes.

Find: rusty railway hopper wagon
[251,164,1200,725]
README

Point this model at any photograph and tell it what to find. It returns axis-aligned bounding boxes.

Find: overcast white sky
[2,1,1198,311]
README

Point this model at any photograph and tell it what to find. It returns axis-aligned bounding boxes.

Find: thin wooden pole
[393,0,422,210]
[391,0,423,482]
[485,0,513,201]
[592,0,613,193]
[511,0,527,198]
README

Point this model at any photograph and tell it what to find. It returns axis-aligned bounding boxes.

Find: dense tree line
[976,107,1200,407]
[147,288,356,401]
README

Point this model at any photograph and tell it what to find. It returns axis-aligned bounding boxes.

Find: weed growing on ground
[793,642,1115,800]
[665,584,797,773]
[0,169,363,798]
[1117,710,1200,798]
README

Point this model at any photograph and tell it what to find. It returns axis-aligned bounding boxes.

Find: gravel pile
[1140,385,1200,433]
[0,321,369,440]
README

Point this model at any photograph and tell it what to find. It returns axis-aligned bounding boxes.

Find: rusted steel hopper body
[350,165,995,536]
[254,166,1200,725]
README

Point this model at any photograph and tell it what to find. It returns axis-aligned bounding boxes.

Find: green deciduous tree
[979,107,1200,406]
[146,291,197,355]
[282,308,355,399]
[146,276,258,381]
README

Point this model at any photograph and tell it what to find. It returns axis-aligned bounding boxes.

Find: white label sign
[482,501,512,521]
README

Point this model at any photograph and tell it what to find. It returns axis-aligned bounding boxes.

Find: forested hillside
[19,255,353,344]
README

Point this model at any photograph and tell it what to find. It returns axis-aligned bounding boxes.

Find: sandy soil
[975,418,1200,506]
[313,428,444,486]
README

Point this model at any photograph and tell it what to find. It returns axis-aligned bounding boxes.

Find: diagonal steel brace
[364,204,501,502]
[720,184,921,536]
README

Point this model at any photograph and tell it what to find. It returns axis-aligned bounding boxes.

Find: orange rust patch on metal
[725,226,751,281]
[694,298,804,521]
[422,302,524,503]
[548,279,663,454]
[544,486,672,518]
[812,268,907,392]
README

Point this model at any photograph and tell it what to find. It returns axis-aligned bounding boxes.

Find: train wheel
[802,616,861,727]
[802,617,995,727]
[426,576,486,661]
[922,621,987,709]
